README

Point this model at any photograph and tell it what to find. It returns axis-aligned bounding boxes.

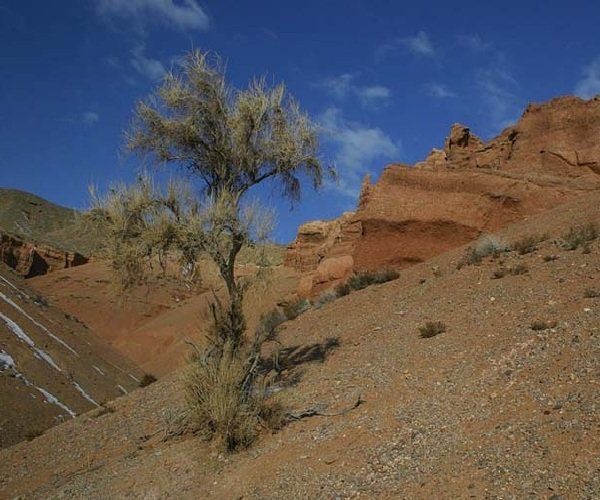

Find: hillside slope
[0,188,98,255]
[1,191,598,498]
[0,265,143,449]
[29,260,301,376]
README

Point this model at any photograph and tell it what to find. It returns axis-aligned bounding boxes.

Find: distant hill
[0,188,100,256]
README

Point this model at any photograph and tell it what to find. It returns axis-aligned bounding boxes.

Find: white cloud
[130,44,166,81]
[456,34,491,53]
[475,62,520,134]
[358,86,391,107]
[402,31,435,57]
[427,83,456,99]
[96,0,209,32]
[319,108,400,197]
[317,74,391,108]
[82,112,100,126]
[318,73,355,99]
[575,57,600,99]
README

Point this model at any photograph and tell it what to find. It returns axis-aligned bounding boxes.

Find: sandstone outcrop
[287,96,600,295]
[0,233,88,278]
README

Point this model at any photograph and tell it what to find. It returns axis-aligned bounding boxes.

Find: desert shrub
[335,283,351,297]
[491,268,506,279]
[512,234,546,255]
[419,321,447,338]
[282,298,312,320]
[543,255,559,262]
[139,373,157,387]
[256,308,286,339]
[347,268,399,291]
[561,223,599,250]
[183,342,283,450]
[510,263,529,275]
[584,288,600,298]
[457,235,509,268]
[314,290,337,309]
[530,320,556,331]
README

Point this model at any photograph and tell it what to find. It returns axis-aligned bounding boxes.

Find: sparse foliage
[529,320,556,331]
[139,373,157,387]
[584,288,600,298]
[346,268,399,291]
[419,321,446,338]
[512,234,547,255]
[457,235,509,268]
[561,223,598,251]
[88,49,330,450]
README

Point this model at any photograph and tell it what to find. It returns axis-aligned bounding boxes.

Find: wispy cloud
[58,112,100,127]
[319,108,400,197]
[475,60,520,134]
[317,74,391,108]
[426,83,456,99]
[82,112,100,126]
[96,0,209,32]
[575,57,600,99]
[130,44,165,81]
[456,34,491,53]
[357,86,391,107]
[318,73,355,99]
[375,30,435,61]
[402,31,435,57]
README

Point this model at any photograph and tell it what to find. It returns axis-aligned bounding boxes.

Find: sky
[1,1,600,242]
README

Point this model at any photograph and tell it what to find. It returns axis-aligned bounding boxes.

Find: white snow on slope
[72,381,100,407]
[0,349,76,418]
[36,386,77,418]
[0,312,63,372]
[0,290,78,356]
[0,349,16,370]
[0,274,30,299]
[93,365,105,376]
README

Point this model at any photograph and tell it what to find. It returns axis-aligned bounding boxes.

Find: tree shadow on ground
[262,337,340,389]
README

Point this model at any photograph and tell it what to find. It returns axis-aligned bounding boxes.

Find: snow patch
[36,386,77,418]
[117,384,128,395]
[0,312,62,372]
[0,291,78,356]
[0,350,16,370]
[93,365,105,376]
[129,373,141,383]
[72,381,100,407]
[0,352,76,418]
[0,274,30,299]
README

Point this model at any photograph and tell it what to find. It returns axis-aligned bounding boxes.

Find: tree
[90,50,330,449]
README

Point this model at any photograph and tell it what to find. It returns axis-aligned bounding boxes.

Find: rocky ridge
[286,96,600,295]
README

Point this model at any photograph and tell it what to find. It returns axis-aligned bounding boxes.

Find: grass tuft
[419,321,447,338]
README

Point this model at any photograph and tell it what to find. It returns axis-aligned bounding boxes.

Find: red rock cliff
[0,233,88,278]
[286,96,600,292]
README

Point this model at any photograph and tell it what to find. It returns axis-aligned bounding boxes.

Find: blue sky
[1,1,600,242]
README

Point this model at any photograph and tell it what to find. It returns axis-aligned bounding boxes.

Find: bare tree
[90,50,330,449]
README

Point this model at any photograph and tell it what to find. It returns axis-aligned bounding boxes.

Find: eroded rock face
[0,233,88,278]
[287,96,600,294]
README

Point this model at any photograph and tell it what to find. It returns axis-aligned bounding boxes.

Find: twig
[285,393,364,422]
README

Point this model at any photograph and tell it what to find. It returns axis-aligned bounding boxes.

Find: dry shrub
[562,223,598,250]
[346,268,399,291]
[530,320,556,331]
[282,298,312,320]
[419,321,446,338]
[457,236,509,268]
[183,342,283,450]
[584,288,600,298]
[512,234,546,255]
[139,373,157,387]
